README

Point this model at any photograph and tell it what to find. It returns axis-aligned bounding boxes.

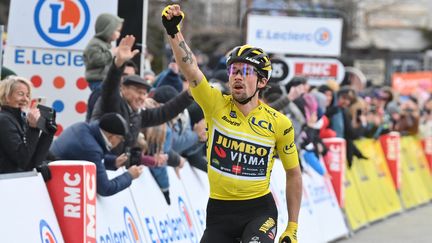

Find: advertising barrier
[4,0,117,133]
[421,137,432,174]
[379,132,401,189]
[350,139,401,222]
[0,172,64,243]
[46,161,96,243]
[322,137,346,207]
[343,167,369,231]
[399,137,432,208]
[96,169,144,243]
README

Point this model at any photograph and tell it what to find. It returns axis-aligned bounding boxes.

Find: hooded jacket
[83,13,123,82]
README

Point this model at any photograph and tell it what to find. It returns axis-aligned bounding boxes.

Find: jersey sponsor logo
[211,130,271,177]
[222,115,241,126]
[249,116,274,137]
[283,142,296,154]
[284,126,293,136]
[263,107,277,117]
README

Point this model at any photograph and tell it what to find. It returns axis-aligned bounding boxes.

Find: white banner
[96,169,146,243]
[247,15,343,57]
[130,167,202,243]
[0,172,64,243]
[7,0,117,50]
[4,46,90,134]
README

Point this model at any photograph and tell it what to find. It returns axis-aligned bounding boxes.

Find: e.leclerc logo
[39,219,59,243]
[178,197,198,242]
[314,27,332,46]
[34,0,90,47]
[124,207,144,243]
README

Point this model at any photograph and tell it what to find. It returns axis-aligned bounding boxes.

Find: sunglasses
[227,64,257,78]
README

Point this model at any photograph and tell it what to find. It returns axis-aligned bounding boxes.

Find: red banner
[392,71,432,95]
[46,161,96,243]
[323,138,346,207]
[379,132,401,189]
[421,137,432,174]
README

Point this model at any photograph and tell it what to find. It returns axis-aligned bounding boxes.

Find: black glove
[36,162,52,182]
[161,5,184,38]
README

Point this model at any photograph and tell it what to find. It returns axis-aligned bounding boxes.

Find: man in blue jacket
[50,113,143,196]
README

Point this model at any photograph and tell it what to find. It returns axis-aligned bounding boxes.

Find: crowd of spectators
[1,12,431,201]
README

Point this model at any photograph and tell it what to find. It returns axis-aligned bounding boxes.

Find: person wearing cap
[90,35,194,167]
[50,113,143,196]
[162,5,301,243]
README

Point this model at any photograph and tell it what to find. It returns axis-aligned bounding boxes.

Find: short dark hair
[124,60,138,74]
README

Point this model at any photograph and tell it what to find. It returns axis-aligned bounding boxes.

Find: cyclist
[162,4,302,243]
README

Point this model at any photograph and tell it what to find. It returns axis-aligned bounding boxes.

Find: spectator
[91,35,194,161]
[1,66,17,80]
[50,113,143,196]
[419,97,432,138]
[83,13,123,91]
[0,76,56,173]
[143,69,156,86]
[86,59,140,122]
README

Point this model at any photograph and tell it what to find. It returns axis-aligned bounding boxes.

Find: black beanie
[99,113,129,136]
[153,85,179,104]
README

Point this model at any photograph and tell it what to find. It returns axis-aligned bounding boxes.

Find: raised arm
[161,5,204,88]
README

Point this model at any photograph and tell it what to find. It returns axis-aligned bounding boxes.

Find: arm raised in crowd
[100,35,140,114]
[140,91,193,127]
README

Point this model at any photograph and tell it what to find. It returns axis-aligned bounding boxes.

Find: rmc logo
[34,0,90,47]
[39,219,59,243]
[123,207,144,243]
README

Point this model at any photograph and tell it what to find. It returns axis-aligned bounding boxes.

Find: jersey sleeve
[190,76,222,114]
[276,116,300,170]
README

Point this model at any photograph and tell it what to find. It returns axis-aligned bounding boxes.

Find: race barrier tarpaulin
[343,166,369,231]
[349,139,401,222]
[46,161,96,243]
[0,172,64,242]
[379,132,401,189]
[323,137,346,207]
[421,137,432,174]
[272,159,349,243]
[399,137,432,208]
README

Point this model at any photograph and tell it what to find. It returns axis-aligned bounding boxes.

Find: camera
[126,147,142,168]
[36,104,57,135]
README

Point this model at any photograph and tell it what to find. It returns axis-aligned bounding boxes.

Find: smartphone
[31,97,47,108]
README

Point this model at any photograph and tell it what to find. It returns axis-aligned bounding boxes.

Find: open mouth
[233,83,244,91]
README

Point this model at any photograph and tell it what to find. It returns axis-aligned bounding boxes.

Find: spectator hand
[127,165,143,179]
[114,35,140,68]
[193,119,207,142]
[161,4,184,38]
[175,157,186,179]
[27,108,41,128]
[154,153,168,166]
[115,153,128,168]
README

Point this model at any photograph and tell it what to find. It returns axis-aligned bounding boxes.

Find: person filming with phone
[0,76,57,174]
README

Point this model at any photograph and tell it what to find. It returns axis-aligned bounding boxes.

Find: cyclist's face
[228,63,260,100]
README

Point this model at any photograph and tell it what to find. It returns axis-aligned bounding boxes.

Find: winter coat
[0,106,52,173]
[50,121,132,196]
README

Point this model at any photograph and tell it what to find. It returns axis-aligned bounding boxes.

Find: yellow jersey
[191,77,299,200]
